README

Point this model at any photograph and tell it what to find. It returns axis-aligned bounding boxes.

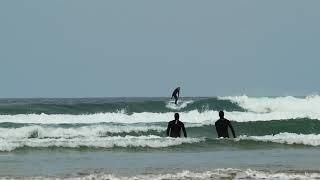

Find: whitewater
[2,96,320,150]
[4,169,320,180]
[2,96,320,179]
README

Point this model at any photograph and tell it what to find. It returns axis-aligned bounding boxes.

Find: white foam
[165,100,194,110]
[0,110,319,125]
[220,95,320,113]
[238,133,320,146]
[9,169,320,180]
[0,125,165,139]
[0,136,203,151]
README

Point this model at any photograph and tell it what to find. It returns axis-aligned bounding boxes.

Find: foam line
[0,125,165,139]
[5,169,320,180]
[0,110,319,124]
[0,136,204,151]
[238,132,320,146]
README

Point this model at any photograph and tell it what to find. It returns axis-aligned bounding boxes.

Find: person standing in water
[166,113,187,138]
[215,111,236,138]
[171,87,180,105]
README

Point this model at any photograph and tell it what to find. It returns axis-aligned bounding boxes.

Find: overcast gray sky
[0,0,319,98]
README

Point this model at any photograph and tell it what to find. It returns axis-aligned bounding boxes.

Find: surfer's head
[219,111,224,118]
[174,113,180,120]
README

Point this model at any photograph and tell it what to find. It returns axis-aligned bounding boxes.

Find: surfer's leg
[174,96,178,105]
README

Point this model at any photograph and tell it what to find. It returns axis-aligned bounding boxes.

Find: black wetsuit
[215,118,236,138]
[171,88,180,105]
[166,120,187,138]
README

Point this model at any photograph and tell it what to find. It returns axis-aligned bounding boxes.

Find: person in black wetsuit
[171,87,180,105]
[215,111,236,138]
[166,113,187,138]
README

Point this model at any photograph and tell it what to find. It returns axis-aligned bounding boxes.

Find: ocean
[1,96,320,179]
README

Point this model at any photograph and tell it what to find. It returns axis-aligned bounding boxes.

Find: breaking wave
[0,110,320,124]
[0,135,203,152]
[220,95,320,113]
[165,100,194,110]
[4,169,320,180]
[238,132,320,146]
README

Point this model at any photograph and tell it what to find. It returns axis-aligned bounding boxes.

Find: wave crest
[0,136,204,152]
[1,110,320,124]
[220,95,320,113]
[238,132,320,146]
[8,169,320,180]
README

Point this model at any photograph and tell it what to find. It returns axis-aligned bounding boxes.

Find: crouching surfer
[171,87,180,105]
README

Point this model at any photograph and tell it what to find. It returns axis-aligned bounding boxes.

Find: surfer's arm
[166,123,171,136]
[228,121,236,138]
[182,124,187,137]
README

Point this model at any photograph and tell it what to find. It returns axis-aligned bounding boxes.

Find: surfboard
[169,101,184,107]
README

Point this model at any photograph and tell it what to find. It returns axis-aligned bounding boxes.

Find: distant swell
[2,96,320,115]
[0,98,243,115]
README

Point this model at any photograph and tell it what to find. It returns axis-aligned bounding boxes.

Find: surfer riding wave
[171,87,180,105]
